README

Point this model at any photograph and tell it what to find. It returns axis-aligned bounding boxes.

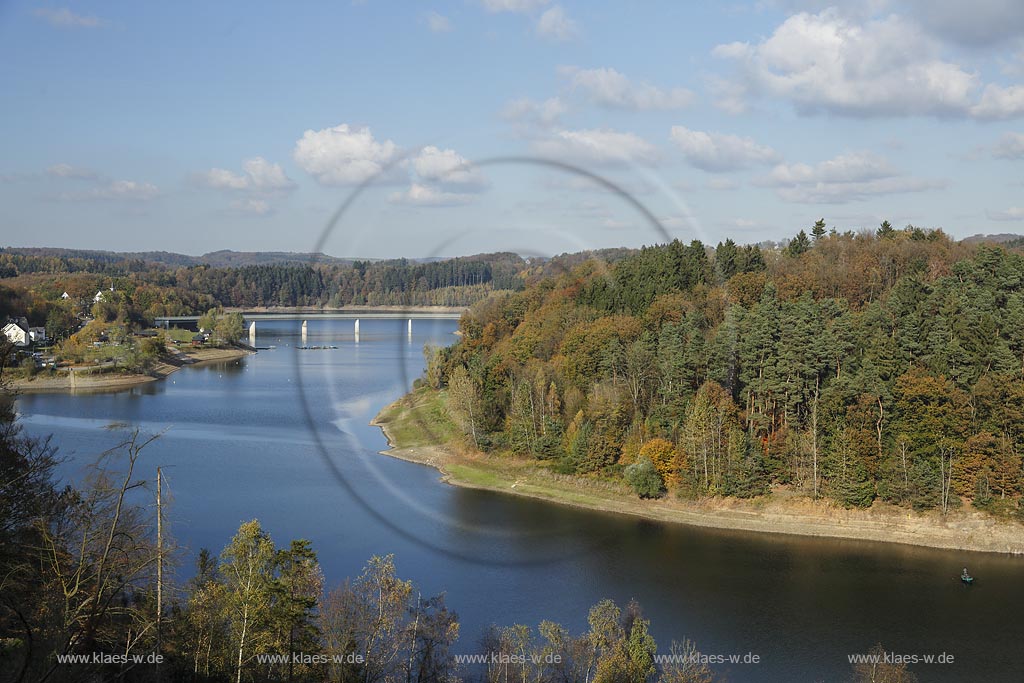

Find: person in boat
[962,567,970,579]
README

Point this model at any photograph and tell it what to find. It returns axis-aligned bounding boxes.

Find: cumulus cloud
[387,146,488,208]
[532,128,660,166]
[560,67,695,111]
[993,132,1024,159]
[502,97,566,129]
[987,206,1024,221]
[293,124,401,186]
[970,85,1024,120]
[755,151,945,203]
[900,0,1024,47]
[196,157,295,195]
[536,5,577,41]
[426,11,452,32]
[711,9,1018,119]
[411,146,487,189]
[33,8,103,28]
[669,126,780,172]
[60,180,159,202]
[389,183,473,206]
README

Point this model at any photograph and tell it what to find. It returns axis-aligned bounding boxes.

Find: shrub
[624,457,665,499]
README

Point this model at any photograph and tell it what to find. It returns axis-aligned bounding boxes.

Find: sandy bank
[371,392,1024,556]
[6,347,252,394]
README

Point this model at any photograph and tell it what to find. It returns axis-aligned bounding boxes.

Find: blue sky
[2,1,1024,258]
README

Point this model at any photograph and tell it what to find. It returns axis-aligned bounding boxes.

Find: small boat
[961,568,974,584]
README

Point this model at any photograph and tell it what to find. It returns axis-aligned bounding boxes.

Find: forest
[430,224,1024,516]
[0,395,915,683]
[0,250,527,335]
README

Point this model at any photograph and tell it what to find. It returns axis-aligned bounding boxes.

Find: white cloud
[560,67,694,111]
[987,206,1024,221]
[711,10,995,118]
[536,5,577,41]
[33,7,103,28]
[389,183,473,206]
[669,126,780,172]
[293,124,400,186]
[502,97,566,128]
[756,151,945,203]
[46,163,100,180]
[426,11,453,32]
[970,85,1024,120]
[480,0,550,13]
[532,128,660,166]
[389,146,487,208]
[229,198,273,215]
[900,0,1024,47]
[411,146,487,189]
[60,180,159,202]
[993,133,1024,159]
[197,157,295,195]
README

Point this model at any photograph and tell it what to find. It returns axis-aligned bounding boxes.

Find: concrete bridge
[154,310,463,327]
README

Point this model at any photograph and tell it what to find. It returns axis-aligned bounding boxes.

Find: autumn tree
[220,519,277,683]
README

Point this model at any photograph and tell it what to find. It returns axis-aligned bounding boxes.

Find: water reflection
[14,318,1024,683]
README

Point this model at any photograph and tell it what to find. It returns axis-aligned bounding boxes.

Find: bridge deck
[155,311,463,323]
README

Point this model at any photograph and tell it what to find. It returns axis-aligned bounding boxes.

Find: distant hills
[961,233,1024,246]
[4,233,1022,273]
[0,247,366,268]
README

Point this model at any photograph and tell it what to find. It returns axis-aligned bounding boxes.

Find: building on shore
[3,322,29,347]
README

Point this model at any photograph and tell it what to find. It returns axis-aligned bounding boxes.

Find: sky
[2,0,1024,259]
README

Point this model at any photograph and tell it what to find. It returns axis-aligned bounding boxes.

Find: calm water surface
[16,318,1024,682]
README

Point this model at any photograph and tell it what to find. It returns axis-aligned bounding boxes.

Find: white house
[3,322,28,347]
[94,285,115,303]
[29,327,46,342]
[61,291,70,299]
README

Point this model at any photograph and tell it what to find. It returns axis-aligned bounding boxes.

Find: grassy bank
[5,346,252,394]
[372,387,1024,555]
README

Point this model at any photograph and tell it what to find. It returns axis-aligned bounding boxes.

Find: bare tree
[37,430,162,682]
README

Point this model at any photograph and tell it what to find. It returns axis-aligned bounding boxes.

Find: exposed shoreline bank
[6,347,252,394]
[372,389,1024,556]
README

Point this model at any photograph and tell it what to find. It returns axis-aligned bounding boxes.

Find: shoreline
[6,347,253,394]
[371,390,1024,556]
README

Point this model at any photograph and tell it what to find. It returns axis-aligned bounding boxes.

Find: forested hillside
[431,225,1024,516]
[0,252,527,332]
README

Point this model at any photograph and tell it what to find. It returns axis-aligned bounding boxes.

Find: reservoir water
[15,318,1024,682]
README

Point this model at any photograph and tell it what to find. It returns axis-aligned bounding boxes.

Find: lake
[15,317,1024,682]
